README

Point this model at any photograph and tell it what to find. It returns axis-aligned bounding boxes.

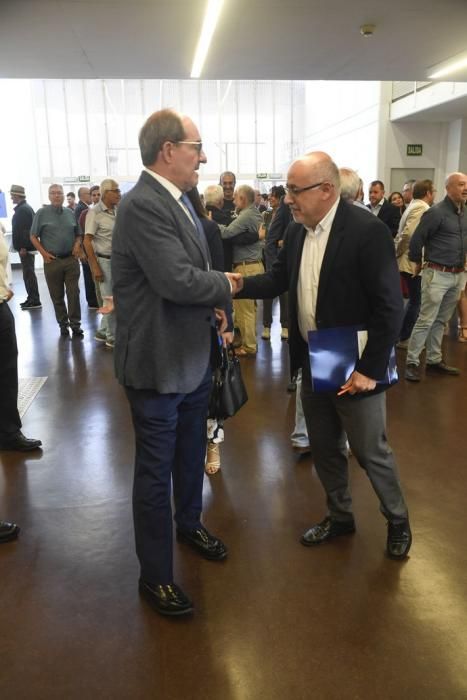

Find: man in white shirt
[234,152,411,561]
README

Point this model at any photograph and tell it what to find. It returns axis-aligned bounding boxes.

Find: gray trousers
[43,256,81,330]
[301,358,408,524]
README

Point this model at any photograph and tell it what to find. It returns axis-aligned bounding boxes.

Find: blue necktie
[180,193,210,264]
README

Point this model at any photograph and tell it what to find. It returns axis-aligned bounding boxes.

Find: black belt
[52,253,72,259]
[426,262,464,274]
[96,253,111,259]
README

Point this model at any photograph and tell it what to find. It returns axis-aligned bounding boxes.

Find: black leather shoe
[387,520,412,560]
[405,363,420,382]
[0,521,20,543]
[0,431,42,452]
[60,326,70,337]
[72,328,84,338]
[138,579,193,616]
[301,516,356,546]
[426,361,460,376]
[176,526,228,560]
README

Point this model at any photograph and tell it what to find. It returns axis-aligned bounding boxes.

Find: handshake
[224,272,244,296]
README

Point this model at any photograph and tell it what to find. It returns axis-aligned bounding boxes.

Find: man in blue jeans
[405,172,467,382]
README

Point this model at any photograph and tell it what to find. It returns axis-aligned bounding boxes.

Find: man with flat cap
[10,185,41,310]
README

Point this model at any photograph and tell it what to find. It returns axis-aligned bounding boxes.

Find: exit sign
[407,144,423,156]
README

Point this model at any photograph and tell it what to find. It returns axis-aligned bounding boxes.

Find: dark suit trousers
[0,303,21,437]
[20,252,41,304]
[80,259,99,308]
[399,272,421,341]
[301,355,408,524]
[125,366,211,584]
[43,256,81,330]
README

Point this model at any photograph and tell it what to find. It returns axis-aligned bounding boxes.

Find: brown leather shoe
[404,363,420,382]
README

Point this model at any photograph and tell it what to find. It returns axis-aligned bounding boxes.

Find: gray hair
[139,109,185,167]
[204,184,224,207]
[100,178,119,196]
[236,184,255,204]
[339,168,361,201]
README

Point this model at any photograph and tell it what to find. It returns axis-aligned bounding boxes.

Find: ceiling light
[428,52,467,80]
[191,0,224,79]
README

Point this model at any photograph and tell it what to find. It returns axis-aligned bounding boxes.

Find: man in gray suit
[112,109,235,617]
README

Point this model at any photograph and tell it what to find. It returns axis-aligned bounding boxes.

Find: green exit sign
[407,144,423,156]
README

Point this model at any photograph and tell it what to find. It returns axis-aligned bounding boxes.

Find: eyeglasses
[285,181,328,196]
[108,189,121,193]
[176,140,204,154]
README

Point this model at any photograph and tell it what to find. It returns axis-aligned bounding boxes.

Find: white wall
[0,80,44,224]
[303,81,381,194]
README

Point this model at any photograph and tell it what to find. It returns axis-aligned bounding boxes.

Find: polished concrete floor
[1,270,467,700]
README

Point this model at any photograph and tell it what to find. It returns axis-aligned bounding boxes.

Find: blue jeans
[407,268,464,366]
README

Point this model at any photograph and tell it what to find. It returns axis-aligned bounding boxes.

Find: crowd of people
[1,108,467,618]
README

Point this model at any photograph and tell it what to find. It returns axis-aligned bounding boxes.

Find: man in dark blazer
[234,152,412,560]
[367,180,401,237]
[112,109,234,617]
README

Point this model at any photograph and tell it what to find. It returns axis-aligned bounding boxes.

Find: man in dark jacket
[233,152,411,561]
[10,185,41,309]
[367,180,401,237]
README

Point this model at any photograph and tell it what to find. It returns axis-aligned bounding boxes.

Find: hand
[42,251,56,264]
[225,272,243,295]
[4,289,14,301]
[411,262,422,277]
[258,224,267,241]
[19,248,27,257]
[277,239,284,248]
[92,264,104,282]
[221,331,234,347]
[97,296,114,314]
[214,308,228,334]
[338,370,376,396]
[72,242,85,260]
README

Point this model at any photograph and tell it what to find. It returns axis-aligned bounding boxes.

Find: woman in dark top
[186,188,233,476]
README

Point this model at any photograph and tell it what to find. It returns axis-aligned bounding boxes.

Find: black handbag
[208,345,248,420]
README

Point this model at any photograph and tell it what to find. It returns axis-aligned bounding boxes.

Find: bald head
[285,151,340,228]
[445,172,467,205]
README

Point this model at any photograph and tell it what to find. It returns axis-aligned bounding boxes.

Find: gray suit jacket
[112,171,231,393]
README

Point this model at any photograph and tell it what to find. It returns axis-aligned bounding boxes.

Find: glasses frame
[175,140,204,154]
[285,181,328,196]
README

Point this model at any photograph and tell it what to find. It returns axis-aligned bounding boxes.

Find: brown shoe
[236,347,256,357]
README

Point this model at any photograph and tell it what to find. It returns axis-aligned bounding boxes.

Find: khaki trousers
[233,260,264,353]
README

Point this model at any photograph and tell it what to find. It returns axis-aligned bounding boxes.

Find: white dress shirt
[144,167,195,225]
[297,198,339,341]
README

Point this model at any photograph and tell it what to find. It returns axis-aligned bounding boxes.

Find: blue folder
[307,325,398,393]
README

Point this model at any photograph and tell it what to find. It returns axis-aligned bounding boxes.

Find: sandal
[205,442,221,475]
[458,327,467,343]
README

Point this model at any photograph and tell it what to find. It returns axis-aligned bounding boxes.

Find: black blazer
[368,199,401,238]
[240,198,403,384]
